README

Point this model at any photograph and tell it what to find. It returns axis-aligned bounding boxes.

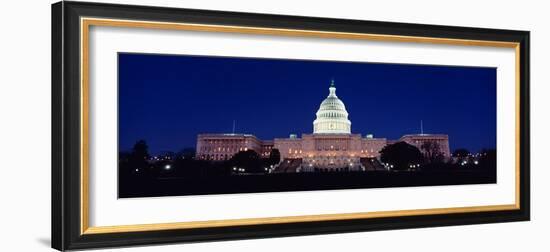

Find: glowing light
[164,164,171,170]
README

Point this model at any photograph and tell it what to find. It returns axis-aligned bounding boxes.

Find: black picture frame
[52,1,530,251]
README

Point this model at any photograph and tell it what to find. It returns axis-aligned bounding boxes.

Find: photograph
[118,53,497,198]
[46,1,533,251]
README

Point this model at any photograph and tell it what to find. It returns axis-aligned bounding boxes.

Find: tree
[267,148,281,166]
[131,140,150,162]
[452,148,470,158]
[421,141,442,163]
[229,150,263,173]
[128,140,152,176]
[380,141,423,170]
[159,151,176,161]
[176,148,196,160]
[452,148,471,166]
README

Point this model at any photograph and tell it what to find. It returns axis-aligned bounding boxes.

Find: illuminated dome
[313,80,351,134]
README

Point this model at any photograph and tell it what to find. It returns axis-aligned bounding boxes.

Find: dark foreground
[119,169,496,198]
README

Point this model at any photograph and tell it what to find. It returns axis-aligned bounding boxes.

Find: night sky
[118,53,496,155]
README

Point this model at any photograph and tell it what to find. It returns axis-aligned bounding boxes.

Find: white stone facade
[274,133,386,171]
[196,134,263,161]
[312,80,352,134]
[195,81,450,170]
[399,134,451,158]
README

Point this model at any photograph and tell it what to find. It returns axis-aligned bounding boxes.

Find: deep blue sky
[119,53,496,154]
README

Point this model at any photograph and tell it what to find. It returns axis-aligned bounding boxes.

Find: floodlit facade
[196,81,450,172]
[313,80,352,134]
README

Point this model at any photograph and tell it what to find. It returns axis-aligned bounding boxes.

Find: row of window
[200,147,249,153]
[319,111,347,118]
[288,149,303,154]
[199,151,272,160]
[314,123,350,129]
[199,154,232,161]
[204,139,247,144]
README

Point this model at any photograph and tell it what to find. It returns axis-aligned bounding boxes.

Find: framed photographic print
[52,1,530,250]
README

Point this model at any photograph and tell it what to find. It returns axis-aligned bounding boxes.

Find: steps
[274,158,303,173]
[360,158,386,171]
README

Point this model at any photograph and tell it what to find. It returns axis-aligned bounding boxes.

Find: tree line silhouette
[119,140,282,182]
[119,139,496,182]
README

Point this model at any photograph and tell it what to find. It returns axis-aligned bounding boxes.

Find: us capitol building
[196,81,450,172]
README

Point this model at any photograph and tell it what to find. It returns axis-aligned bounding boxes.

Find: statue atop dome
[329,79,337,97]
[313,80,352,134]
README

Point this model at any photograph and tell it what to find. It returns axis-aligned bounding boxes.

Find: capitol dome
[313,80,351,134]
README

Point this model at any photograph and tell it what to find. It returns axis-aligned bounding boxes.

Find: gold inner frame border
[79,17,521,235]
